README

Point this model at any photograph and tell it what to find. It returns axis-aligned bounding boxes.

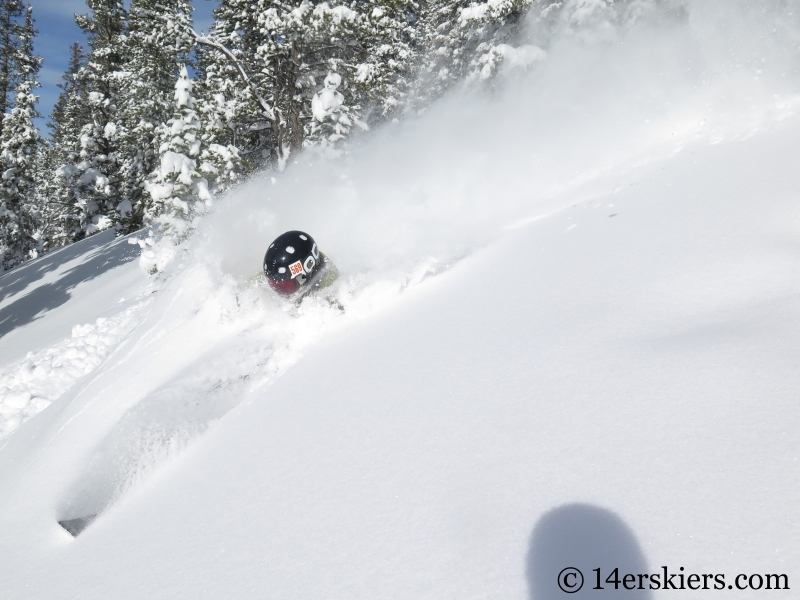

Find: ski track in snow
[0,225,446,499]
[28,253,448,520]
[0,300,151,438]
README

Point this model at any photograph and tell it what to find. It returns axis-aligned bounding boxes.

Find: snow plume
[47,0,800,517]
[189,0,800,285]
[134,0,800,369]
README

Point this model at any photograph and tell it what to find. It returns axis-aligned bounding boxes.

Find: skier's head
[263,231,322,296]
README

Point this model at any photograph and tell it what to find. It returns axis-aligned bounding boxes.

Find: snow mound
[0,300,151,438]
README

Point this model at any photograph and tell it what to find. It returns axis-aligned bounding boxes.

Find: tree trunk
[287,44,304,154]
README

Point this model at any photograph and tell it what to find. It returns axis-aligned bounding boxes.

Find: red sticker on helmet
[288,260,305,278]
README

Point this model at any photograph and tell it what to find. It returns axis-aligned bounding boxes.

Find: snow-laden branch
[178,24,276,121]
[267,0,295,12]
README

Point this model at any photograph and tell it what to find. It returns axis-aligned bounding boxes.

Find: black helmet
[263,230,322,296]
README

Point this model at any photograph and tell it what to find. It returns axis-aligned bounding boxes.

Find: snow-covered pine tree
[67,0,128,239]
[255,0,416,159]
[46,42,90,246]
[49,43,88,145]
[342,0,418,123]
[143,66,202,242]
[143,64,239,250]
[413,0,544,107]
[413,0,663,109]
[115,0,195,234]
[0,3,42,271]
[308,71,352,157]
[0,0,26,142]
[525,0,669,46]
[190,0,416,169]
[191,0,273,173]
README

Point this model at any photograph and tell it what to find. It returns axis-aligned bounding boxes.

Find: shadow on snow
[0,231,140,339]
[527,503,652,599]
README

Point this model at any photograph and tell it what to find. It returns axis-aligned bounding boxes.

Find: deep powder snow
[0,1,799,598]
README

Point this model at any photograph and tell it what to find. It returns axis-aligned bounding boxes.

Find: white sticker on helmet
[299,234,307,240]
[286,246,295,254]
[311,243,319,259]
[278,267,286,274]
[303,256,316,273]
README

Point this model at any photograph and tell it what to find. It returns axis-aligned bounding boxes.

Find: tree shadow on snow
[527,503,652,599]
[0,232,140,339]
[0,231,116,304]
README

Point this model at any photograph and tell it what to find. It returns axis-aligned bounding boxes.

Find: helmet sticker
[286,246,295,254]
[288,260,305,278]
[311,243,319,259]
[303,256,316,273]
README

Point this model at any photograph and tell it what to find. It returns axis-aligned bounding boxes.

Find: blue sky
[29,0,216,132]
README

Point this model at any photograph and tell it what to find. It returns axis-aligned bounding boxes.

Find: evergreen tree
[255,0,416,159]
[46,42,90,246]
[143,65,240,245]
[192,0,416,169]
[66,0,127,239]
[192,0,271,173]
[308,71,351,157]
[525,0,666,45]
[144,66,203,240]
[115,0,195,234]
[413,0,541,106]
[49,43,90,150]
[0,0,26,141]
[0,4,42,271]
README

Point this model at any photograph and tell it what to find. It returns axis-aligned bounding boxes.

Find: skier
[263,231,338,298]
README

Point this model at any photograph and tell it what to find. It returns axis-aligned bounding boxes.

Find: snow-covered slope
[1,2,799,598]
[0,231,147,437]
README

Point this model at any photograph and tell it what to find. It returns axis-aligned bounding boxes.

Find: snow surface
[1,2,799,598]
[0,231,148,437]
